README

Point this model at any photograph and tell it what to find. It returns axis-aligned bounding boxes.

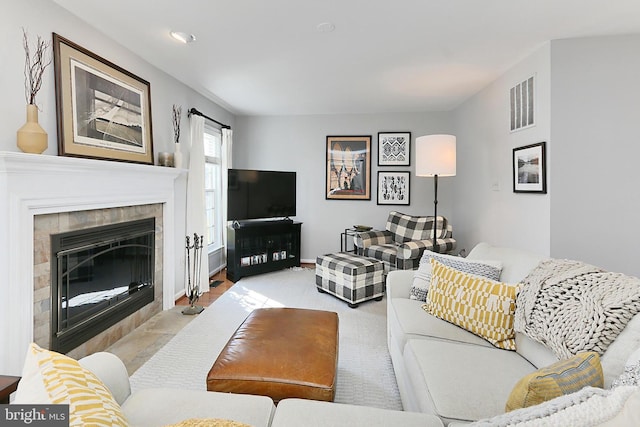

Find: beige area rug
[130,267,402,410]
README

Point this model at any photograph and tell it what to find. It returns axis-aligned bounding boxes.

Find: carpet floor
[130,267,402,410]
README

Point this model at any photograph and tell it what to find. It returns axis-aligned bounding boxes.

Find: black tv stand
[227,221,302,282]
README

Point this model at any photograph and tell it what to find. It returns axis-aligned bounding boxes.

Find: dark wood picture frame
[326,135,371,200]
[53,33,154,165]
[377,171,410,205]
[513,141,546,193]
[378,132,411,166]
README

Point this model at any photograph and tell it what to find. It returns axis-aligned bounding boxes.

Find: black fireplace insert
[50,218,155,353]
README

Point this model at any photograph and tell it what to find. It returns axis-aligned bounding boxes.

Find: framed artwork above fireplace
[53,33,154,165]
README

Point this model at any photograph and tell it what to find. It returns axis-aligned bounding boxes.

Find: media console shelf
[227,221,302,282]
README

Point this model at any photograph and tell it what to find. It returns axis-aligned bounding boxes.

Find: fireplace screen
[51,218,155,353]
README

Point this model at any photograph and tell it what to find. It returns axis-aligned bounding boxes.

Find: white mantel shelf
[0,151,186,375]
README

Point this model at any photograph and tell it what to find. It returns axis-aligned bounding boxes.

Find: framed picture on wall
[378,132,411,166]
[326,135,371,200]
[53,33,154,165]
[377,171,410,205]
[513,142,546,193]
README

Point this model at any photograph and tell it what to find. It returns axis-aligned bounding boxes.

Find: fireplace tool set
[182,233,205,315]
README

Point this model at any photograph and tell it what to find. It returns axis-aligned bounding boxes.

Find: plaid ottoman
[315,252,385,308]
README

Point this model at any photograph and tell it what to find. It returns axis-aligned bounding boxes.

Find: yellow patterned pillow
[505,351,604,411]
[423,259,518,350]
[164,419,251,427]
[14,343,127,427]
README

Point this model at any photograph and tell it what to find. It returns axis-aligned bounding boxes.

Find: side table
[0,375,20,404]
[341,228,358,253]
[340,227,373,253]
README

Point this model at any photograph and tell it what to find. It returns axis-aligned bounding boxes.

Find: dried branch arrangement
[22,28,52,105]
[172,104,182,144]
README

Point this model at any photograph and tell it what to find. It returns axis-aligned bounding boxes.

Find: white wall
[451,44,551,256]
[234,113,454,262]
[1,1,235,297]
[550,35,640,277]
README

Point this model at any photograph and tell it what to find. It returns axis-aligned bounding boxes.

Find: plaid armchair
[354,211,456,272]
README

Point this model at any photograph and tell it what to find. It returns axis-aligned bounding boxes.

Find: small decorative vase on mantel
[17,104,48,154]
[174,143,183,168]
[172,104,183,168]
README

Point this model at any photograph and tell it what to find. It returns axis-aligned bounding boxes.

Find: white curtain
[186,114,210,294]
[221,128,233,262]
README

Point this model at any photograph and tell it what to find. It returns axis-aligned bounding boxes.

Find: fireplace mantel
[0,151,186,375]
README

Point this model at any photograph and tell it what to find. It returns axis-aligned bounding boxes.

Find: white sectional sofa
[28,349,445,427]
[386,242,640,425]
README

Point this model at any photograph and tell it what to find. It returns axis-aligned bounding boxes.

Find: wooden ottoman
[315,252,385,308]
[207,307,339,403]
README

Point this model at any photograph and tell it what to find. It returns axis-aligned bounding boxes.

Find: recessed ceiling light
[316,22,336,33]
[170,31,196,44]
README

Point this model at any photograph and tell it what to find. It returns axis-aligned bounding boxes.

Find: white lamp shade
[415,134,456,177]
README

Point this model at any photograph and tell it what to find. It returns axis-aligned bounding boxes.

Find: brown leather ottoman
[206,307,339,403]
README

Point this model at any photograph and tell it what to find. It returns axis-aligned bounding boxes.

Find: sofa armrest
[386,270,415,299]
[355,230,392,249]
[397,237,457,259]
[396,239,432,260]
[78,352,131,406]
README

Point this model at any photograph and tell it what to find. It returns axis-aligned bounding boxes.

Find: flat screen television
[227,169,296,221]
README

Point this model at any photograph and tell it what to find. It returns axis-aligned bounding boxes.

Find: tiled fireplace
[0,152,184,375]
[34,206,162,359]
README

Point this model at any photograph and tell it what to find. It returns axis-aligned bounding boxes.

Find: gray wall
[451,44,551,256]
[550,35,640,277]
[2,1,235,297]
[234,113,454,262]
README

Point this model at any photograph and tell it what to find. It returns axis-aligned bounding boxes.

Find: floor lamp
[416,134,456,252]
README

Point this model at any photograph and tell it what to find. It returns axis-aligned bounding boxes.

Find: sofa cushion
[424,260,518,350]
[466,242,546,284]
[121,388,275,427]
[403,339,535,422]
[271,398,445,427]
[410,250,503,301]
[505,351,604,412]
[388,298,494,357]
[13,343,127,426]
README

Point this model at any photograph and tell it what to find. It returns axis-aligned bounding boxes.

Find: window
[204,126,222,251]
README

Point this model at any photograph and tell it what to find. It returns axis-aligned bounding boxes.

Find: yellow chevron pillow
[14,343,127,427]
[423,259,518,350]
[505,351,603,411]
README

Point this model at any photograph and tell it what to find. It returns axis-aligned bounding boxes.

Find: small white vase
[174,144,183,168]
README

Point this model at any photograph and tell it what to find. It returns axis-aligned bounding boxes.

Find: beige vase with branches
[17,29,51,154]
[17,104,47,154]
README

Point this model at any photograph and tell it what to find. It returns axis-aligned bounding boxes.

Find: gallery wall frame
[513,141,546,193]
[377,171,410,205]
[53,33,154,165]
[378,132,411,166]
[326,135,371,200]
[510,75,536,133]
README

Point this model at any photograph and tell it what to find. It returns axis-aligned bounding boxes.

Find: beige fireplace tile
[33,288,49,309]
[34,262,50,290]
[34,214,59,234]
[33,238,50,265]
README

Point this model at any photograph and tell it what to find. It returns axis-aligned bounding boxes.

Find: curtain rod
[188,108,231,129]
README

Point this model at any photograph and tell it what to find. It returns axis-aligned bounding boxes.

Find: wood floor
[174,268,234,308]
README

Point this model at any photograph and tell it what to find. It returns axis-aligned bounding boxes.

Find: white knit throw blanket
[515,259,640,359]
